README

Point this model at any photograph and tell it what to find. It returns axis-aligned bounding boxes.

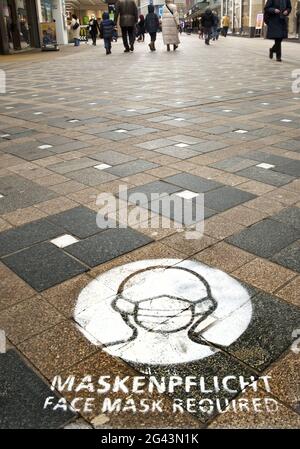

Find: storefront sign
[255,13,264,30]
[40,22,57,46]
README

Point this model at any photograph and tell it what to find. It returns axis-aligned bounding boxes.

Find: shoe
[205,39,209,45]
[130,45,134,51]
[124,48,130,52]
[269,48,274,59]
[276,57,282,62]
[167,44,170,51]
[173,44,178,51]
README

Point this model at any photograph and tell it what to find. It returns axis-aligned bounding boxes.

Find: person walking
[145,5,160,51]
[70,14,81,47]
[88,15,99,46]
[264,0,292,61]
[221,14,230,37]
[162,0,180,51]
[115,0,138,52]
[201,8,215,45]
[212,10,220,40]
[137,14,145,41]
[100,11,115,54]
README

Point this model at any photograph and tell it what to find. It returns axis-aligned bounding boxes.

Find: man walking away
[115,0,138,52]
[145,4,160,51]
[264,0,292,62]
[201,8,214,45]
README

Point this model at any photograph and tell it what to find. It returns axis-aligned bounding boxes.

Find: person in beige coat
[162,0,180,51]
[70,14,81,46]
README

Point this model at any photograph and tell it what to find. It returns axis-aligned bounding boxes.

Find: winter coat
[201,10,215,29]
[100,13,115,39]
[89,19,99,35]
[137,17,145,34]
[162,2,180,45]
[145,5,160,34]
[115,0,138,28]
[264,0,292,39]
[70,18,80,39]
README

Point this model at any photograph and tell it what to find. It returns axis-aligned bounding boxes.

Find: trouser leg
[128,27,135,48]
[121,27,129,50]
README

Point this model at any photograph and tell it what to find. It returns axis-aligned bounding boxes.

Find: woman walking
[162,0,180,51]
[145,5,160,51]
[137,15,145,42]
[264,0,292,62]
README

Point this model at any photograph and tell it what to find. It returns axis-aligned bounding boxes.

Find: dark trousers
[149,32,156,42]
[271,38,282,58]
[90,31,97,45]
[104,38,111,50]
[121,26,135,50]
[222,26,228,37]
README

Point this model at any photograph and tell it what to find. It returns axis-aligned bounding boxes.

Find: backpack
[73,21,80,30]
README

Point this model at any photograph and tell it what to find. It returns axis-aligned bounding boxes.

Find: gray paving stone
[273,160,300,177]
[154,146,199,159]
[46,206,115,238]
[0,350,75,428]
[2,242,87,291]
[119,180,182,205]
[189,141,229,153]
[271,207,300,230]
[89,150,136,165]
[106,160,159,177]
[226,218,300,259]
[236,166,295,187]
[271,241,300,272]
[204,186,256,212]
[66,167,117,186]
[163,173,223,193]
[136,138,176,150]
[65,228,153,267]
[224,292,300,371]
[48,157,97,174]
[0,219,64,257]
[211,156,257,173]
[274,140,300,152]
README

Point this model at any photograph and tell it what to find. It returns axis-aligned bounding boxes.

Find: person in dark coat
[88,16,100,45]
[137,14,145,41]
[100,12,115,55]
[201,8,215,45]
[264,0,292,61]
[145,4,160,51]
[115,0,138,52]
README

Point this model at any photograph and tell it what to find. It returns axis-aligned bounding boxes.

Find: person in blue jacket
[145,4,160,51]
[100,12,115,55]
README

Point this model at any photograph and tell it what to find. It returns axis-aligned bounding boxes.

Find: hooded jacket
[115,0,138,27]
[100,12,115,39]
[201,9,215,28]
[145,5,160,34]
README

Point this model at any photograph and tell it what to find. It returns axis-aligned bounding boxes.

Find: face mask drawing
[104,266,218,364]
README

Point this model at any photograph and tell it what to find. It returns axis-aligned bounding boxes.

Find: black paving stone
[226,218,300,259]
[2,242,87,291]
[163,173,223,193]
[65,228,153,267]
[271,207,300,230]
[46,206,115,238]
[204,186,256,212]
[0,219,64,257]
[223,292,300,371]
[271,241,300,272]
[0,350,75,429]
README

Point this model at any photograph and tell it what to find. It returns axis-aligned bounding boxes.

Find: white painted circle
[74,259,252,365]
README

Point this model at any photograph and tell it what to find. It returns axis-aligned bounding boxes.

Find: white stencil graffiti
[74,259,252,365]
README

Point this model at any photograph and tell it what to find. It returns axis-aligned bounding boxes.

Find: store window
[40,0,53,22]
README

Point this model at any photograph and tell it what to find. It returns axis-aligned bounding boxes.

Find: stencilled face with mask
[106,266,218,364]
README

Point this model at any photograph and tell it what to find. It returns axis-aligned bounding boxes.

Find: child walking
[100,12,115,54]
[145,5,160,51]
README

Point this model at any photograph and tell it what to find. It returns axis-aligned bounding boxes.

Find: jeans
[90,32,97,45]
[121,26,135,50]
[203,27,212,43]
[271,38,282,58]
[223,26,228,37]
[74,38,80,46]
[104,38,112,51]
[149,32,157,42]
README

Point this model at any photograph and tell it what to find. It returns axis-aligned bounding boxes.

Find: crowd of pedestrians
[69,0,293,61]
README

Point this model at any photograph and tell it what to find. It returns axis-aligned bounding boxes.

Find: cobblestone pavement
[0,34,300,429]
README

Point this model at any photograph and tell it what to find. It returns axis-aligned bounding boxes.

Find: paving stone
[210,157,257,173]
[89,150,136,165]
[227,218,300,259]
[48,157,97,174]
[106,160,159,177]
[273,160,300,177]
[66,167,117,186]
[276,276,300,307]
[0,263,35,311]
[163,173,223,193]
[119,180,182,205]
[0,350,75,428]
[194,242,255,272]
[222,291,300,371]
[2,242,87,292]
[46,206,115,238]
[65,228,153,267]
[271,241,300,272]
[0,218,64,257]
[204,186,256,212]
[271,207,300,230]
[236,166,295,187]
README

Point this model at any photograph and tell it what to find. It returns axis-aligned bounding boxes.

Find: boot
[106,48,109,55]
[153,42,156,51]
[173,44,178,51]
[167,44,170,51]
[269,48,274,59]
